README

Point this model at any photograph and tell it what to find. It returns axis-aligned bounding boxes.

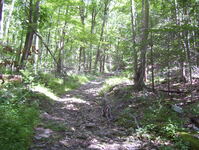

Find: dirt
[30,76,150,150]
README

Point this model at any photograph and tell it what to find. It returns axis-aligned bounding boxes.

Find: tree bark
[94,0,109,72]
[4,0,16,42]
[130,0,138,75]
[20,0,40,69]
[0,0,4,39]
[134,0,149,91]
[89,4,97,72]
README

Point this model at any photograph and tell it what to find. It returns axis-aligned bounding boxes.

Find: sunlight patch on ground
[88,137,141,150]
[32,85,59,101]
[89,80,104,85]
[32,85,90,105]
[84,87,102,96]
[65,88,71,92]
[61,104,79,111]
[59,97,90,105]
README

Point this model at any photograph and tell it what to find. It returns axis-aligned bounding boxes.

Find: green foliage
[0,74,40,150]
[116,107,136,128]
[0,104,39,150]
[142,103,185,138]
[179,132,199,150]
[37,73,94,96]
[99,76,130,95]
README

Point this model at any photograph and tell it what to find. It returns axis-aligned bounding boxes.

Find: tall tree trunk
[20,0,40,69]
[78,0,86,72]
[94,0,109,72]
[33,34,39,74]
[0,0,4,39]
[150,31,155,92]
[89,4,97,72]
[134,0,149,91]
[130,0,138,75]
[56,11,67,75]
[4,0,16,42]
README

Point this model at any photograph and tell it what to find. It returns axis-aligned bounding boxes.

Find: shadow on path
[30,76,143,150]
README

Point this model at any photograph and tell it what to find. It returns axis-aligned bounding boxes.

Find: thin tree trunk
[134,0,149,91]
[4,0,16,41]
[150,31,155,92]
[94,0,109,72]
[20,0,40,69]
[89,5,97,72]
[130,0,138,75]
[78,0,86,72]
[0,0,4,39]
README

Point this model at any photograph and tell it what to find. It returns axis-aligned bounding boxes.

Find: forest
[0,0,199,149]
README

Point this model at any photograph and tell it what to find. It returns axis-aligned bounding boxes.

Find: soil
[30,76,149,150]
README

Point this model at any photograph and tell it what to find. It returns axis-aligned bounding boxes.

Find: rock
[171,104,183,114]
[34,127,53,139]
[85,123,96,129]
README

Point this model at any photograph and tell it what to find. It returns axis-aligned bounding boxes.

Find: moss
[179,132,199,150]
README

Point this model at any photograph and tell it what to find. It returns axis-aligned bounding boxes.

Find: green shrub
[0,104,39,150]
[100,76,130,95]
[36,73,94,96]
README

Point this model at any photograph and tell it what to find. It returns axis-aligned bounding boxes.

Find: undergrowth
[116,96,191,149]
[0,70,94,150]
[36,73,95,96]
[99,76,130,96]
[99,76,193,149]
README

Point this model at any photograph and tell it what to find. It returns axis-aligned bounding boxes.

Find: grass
[37,73,95,96]
[0,71,94,150]
[99,76,192,149]
[115,96,191,149]
[0,104,39,150]
[99,76,130,96]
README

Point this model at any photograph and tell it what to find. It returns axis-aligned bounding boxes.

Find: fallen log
[0,74,22,84]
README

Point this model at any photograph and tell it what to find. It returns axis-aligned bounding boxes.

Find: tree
[134,0,149,90]
[19,0,40,69]
[0,0,4,39]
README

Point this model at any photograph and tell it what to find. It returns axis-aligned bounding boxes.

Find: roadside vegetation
[0,71,94,150]
[100,74,199,150]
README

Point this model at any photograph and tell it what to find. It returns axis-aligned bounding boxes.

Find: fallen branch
[159,89,188,94]
[33,31,58,66]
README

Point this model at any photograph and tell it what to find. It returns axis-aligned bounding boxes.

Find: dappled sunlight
[89,80,104,85]
[84,85,104,96]
[32,85,59,101]
[59,97,91,105]
[61,103,79,111]
[32,85,91,105]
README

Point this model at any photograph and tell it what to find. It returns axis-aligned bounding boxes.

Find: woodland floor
[29,75,153,150]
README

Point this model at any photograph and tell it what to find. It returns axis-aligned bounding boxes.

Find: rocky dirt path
[30,76,144,150]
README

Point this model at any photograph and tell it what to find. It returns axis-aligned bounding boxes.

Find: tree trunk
[94,0,109,72]
[20,0,40,69]
[78,0,86,72]
[134,0,149,91]
[150,31,155,92]
[89,4,97,72]
[0,0,4,39]
[4,0,16,42]
[130,0,138,75]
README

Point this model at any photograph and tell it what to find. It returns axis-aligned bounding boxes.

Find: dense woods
[0,0,199,149]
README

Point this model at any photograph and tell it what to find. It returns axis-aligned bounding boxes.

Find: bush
[0,104,39,150]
